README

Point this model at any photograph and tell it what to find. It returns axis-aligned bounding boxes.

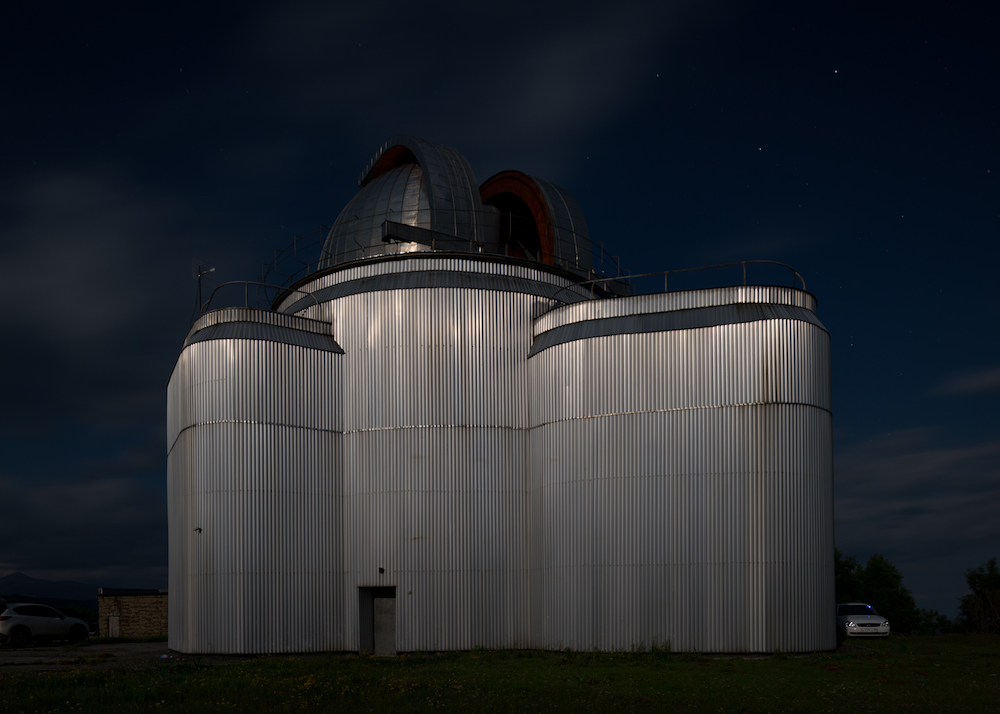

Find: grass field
[1,635,997,712]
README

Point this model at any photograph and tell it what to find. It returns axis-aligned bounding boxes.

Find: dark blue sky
[1,1,996,616]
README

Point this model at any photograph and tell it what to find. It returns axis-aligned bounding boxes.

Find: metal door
[358,587,395,654]
[373,597,396,655]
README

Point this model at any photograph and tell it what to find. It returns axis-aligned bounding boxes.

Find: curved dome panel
[322,136,486,266]
[529,175,591,272]
[322,163,431,265]
[360,135,484,240]
[480,171,592,272]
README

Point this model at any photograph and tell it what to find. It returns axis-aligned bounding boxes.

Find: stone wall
[98,592,168,638]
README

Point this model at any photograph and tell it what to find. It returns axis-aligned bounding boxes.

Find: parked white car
[837,602,889,642]
[0,603,89,647]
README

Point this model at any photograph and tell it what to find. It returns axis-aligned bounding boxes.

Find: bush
[958,557,1000,634]
[915,608,954,635]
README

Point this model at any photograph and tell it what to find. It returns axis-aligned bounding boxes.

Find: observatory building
[167,136,834,654]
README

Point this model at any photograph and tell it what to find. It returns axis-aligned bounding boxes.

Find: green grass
[0,634,997,712]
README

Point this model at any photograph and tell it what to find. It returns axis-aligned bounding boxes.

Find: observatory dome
[323,163,432,264]
[170,134,835,656]
[480,170,592,272]
[321,135,487,266]
[319,135,595,274]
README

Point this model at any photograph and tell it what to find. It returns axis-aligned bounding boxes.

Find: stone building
[98,588,168,638]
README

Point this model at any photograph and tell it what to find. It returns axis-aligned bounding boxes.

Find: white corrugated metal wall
[167,334,344,653]
[314,286,552,651]
[527,304,835,652]
[168,258,834,654]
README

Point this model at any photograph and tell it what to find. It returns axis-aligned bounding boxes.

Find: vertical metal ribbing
[527,316,834,653]
[170,258,832,655]
[331,286,542,651]
[167,338,344,654]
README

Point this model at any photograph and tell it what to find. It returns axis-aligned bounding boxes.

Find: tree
[958,557,1000,634]
[857,554,921,633]
[834,550,921,633]
[834,549,863,602]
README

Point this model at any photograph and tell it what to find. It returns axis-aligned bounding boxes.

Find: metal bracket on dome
[381,220,487,254]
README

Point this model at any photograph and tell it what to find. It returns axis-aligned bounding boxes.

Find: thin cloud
[234,1,728,164]
[834,428,1000,614]
[0,165,211,430]
[835,429,1000,562]
[468,4,674,142]
[933,366,1000,395]
[0,166,179,588]
[0,474,166,585]
[0,166,186,340]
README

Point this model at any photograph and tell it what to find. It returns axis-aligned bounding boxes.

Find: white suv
[837,602,890,642]
[0,603,89,647]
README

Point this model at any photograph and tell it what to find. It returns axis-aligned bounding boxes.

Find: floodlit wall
[527,287,835,652]
[290,258,588,651]
[167,309,345,654]
[168,260,835,654]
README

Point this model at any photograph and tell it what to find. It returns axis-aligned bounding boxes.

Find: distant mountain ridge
[0,572,98,601]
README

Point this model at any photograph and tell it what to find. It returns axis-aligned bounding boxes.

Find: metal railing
[549,260,807,305]
[199,281,320,317]
[257,213,630,296]
[195,219,805,320]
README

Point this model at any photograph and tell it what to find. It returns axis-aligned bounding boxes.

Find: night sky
[2,1,997,617]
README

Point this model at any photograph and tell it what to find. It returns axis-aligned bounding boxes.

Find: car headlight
[845,621,855,627]
[883,621,889,627]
